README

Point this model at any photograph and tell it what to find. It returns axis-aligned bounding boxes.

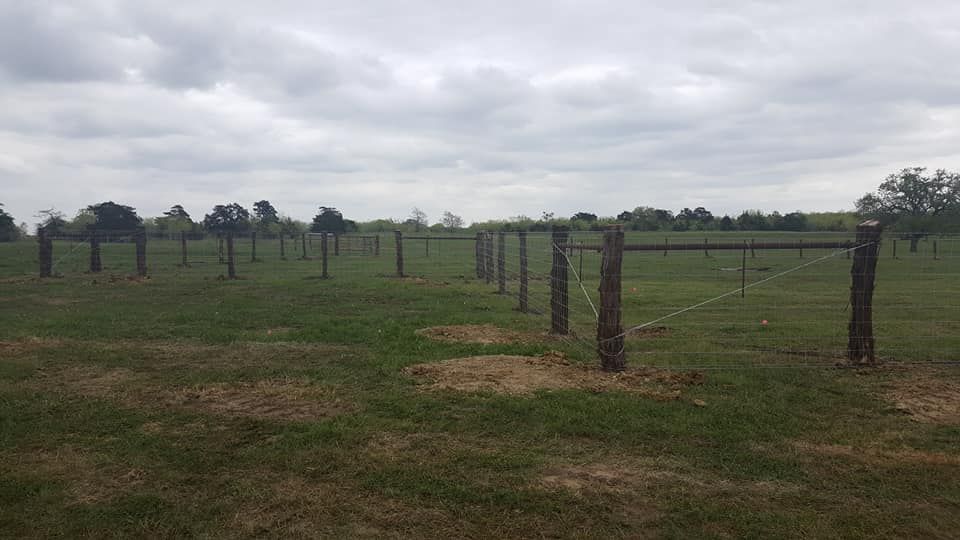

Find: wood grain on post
[497,231,506,294]
[321,233,329,278]
[518,231,528,313]
[181,232,188,266]
[38,227,52,278]
[394,230,404,277]
[597,225,625,371]
[90,234,102,273]
[135,227,147,277]
[226,233,236,279]
[847,220,882,365]
[550,228,570,335]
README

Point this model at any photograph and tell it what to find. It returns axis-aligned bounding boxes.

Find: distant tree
[719,215,735,231]
[203,203,252,233]
[778,211,808,232]
[441,211,464,230]
[252,200,279,232]
[35,208,67,234]
[409,207,428,232]
[571,212,598,222]
[857,167,960,247]
[311,206,346,233]
[278,216,305,236]
[157,204,194,234]
[164,204,191,220]
[540,211,555,222]
[736,210,770,231]
[86,201,142,230]
[0,204,19,241]
[617,210,634,222]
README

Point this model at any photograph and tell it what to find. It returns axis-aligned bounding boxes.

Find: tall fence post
[934,240,939,260]
[750,238,756,258]
[703,237,709,257]
[321,233,329,278]
[251,231,258,262]
[89,233,102,273]
[301,233,307,260]
[394,230,404,277]
[485,232,494,285]
[218,234,224,264]
[135,227,147,277]
[799,238,804,258]
[892,239,897,259]
[226,233,236,279]
[497,231,506,294]
[280,234,286,259]
[374,235,380,256]
[475,232,484,279]
[550,228,570,334]
[598,225,626,371]
[38,227,52,278]
[334,233,340,256]
[519,231,528,313]
[847,220,882,365]
[426,236,430,258]
[180,232,188,266]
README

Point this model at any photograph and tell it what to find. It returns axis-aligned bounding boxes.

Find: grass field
[1,232,959,538]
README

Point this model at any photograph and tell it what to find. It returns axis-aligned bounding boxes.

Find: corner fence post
[251,231,257,262]
[518,231,528,313]
[475,232,484,278]
[135,227,147,277]
[321,232,329,278]
[226,233,236,279]
[90,233,102,273]
[38,227,52,278]
[485,232,494,285]
[598,225,626,371]
[394,230,404,277]
[550,228,569,334]
[181,231,188,266]
[847,220,882,365]
[497,231,506,294]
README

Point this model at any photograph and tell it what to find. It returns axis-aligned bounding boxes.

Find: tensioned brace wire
[600,241,875,344]
[553,241,599,320]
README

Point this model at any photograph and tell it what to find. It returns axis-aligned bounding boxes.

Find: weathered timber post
[218,234,224,264]
[334,233,340,256]
[750,238,756,258]
[425,236,430,257]
[578,241,584,282]
[38,227,52,278]
[300,233,307,259]
[892,240,897,259]
[484,232,494,285]
[226,233,236,279]
[135,227,147,277]
[663,237,668,257]
[741,242,747,298]
[550,228,570,334]
[374,235,380,256]
[497,231,506,294]
[799,238,804,258]
[89,233,102,273]
[704,238,709,257]
[847,220,882,365]
[280,234,286,259]
[250,231,258,262]
[934,240,939,260]
[519,231,529,313]
[321,233,329,278]
[475,232,484,278]
[180,232,188,266]
[394,230,404,277]
[598,225,626,371]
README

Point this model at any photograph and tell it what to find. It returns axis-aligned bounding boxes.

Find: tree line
[3,167,957,241]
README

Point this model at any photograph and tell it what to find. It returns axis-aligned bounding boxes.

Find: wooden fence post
[550,228,570,334]
[741,242,747,298]
[703,237,709,257]
[134,227,147,277]
[598,225,626,371]
[934,240,939,260]
[334,233,340,256]
[321,233,329,278]
[218,234,224,264]
[301,233,307,260]
[425,237,430,258]
[89,233,102,273]
[374,235,380,256]
[280,234,286,259]
[799,238,804,258]
[226,233,236,279]
[892,239,897,259]
[663,237,668,257]
[497,231,506,294]
[38,227,52,278]
[485,232,494,285]
[847,220,882,365]
[180,232,188,266]
[394,230,404,277]
[251,231,258,262]
[519,231,528,313]
[475,232,484,278]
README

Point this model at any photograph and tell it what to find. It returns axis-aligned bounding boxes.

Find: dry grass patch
[415,324,545,345]
[789,441,960,467]
[0,337,64,356]
[404,352,703,398]
[884,369,960,425]
[0,446,146,506]
[165,378,353,422]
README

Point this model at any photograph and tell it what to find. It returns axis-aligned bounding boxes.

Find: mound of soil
[415,324,541,345]
[887,370,960,424]
[403,352,703,398]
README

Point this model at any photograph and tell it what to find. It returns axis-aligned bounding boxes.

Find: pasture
[1,231,958,538]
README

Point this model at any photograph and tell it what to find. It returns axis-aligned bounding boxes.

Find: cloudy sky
[1,0,959,226]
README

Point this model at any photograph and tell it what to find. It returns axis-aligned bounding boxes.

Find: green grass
[0,232,958,538]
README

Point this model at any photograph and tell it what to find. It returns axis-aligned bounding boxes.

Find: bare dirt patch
[885,369,960,425]
[790,441,960,467]
[0,337,64,356]
[415,324,546,345]
[404,352,703,398]
[164,378,353,421]
[400,276,448,287]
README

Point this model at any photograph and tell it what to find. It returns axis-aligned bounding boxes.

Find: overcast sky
[1,1,959,225]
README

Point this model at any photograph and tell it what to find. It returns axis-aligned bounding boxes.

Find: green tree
[253,200,279,232]
[35,208,67,234]
[408,207,428,232]
[203,203,252,233]
[86,201,142,230]
[856,167,960,246]
[441,211,464,230]
[311,206,346,233]
[157,204,194,234]
[0,204,19,241]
